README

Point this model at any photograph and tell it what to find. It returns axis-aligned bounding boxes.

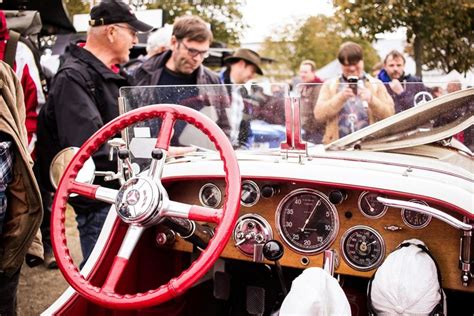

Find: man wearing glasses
[133,15,222,146]
[134,15,219,87]
[36,0,152,268]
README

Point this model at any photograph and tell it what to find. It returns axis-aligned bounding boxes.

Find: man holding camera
[314,42,394,144]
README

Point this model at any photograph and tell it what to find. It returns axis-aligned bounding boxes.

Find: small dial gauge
[401,199,431,229]
[358,191,388,219]
[276,189,339,254]
[233,214,273,257]
[199,183,222,208]
[341,225,385,271]
[241,180,260,207]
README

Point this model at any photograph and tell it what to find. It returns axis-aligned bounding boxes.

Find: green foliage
[146,0,246,46]
[334,0,473,75]
[65,0,90,17]
[259,15,379,81]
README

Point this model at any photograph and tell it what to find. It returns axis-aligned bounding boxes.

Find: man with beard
[133,15,222,145]
[378,50,429,113]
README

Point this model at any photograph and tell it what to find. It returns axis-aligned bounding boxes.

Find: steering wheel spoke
[102,225,145,293]
[163,200,223,224]
[154,112,176,151]
[69,181,118,204]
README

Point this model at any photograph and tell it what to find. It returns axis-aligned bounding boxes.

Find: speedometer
[276,189,339,254]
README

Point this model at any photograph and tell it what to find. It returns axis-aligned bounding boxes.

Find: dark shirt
[337,76,369,138]
[158,67,197,86]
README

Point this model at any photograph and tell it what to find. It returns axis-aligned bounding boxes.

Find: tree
[259,15,379,81]
[146,0,246,46]
[334,0,473,76]
[65,0,90,17]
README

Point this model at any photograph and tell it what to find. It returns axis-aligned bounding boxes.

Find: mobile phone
[347,76,358,94]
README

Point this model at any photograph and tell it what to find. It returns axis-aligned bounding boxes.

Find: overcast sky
[240,0,334,43]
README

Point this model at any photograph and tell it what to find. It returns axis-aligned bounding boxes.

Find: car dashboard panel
[164,178,472,293]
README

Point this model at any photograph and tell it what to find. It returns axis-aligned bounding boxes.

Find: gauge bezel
[241,180,261,207]
[276,188,339,255]
[357,191,388,219]
[401,199,432,229]
[341,225,385,271]
[233,213,273,256]
[198,183,222,208]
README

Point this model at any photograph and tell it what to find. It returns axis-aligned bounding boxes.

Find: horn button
[116,177,161,225]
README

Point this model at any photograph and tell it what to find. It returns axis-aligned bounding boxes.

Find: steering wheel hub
[115,177,161,225]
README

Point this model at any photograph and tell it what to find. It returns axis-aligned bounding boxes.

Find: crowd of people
[0,1,470,315]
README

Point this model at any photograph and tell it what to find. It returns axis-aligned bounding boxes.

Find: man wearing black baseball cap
[89,0,153,33]
[37,0,152,268]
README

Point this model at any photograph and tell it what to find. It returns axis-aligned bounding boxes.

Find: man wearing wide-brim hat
[219,48,264,84]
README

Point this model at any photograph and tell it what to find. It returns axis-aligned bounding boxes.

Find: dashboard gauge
[358,191,388,219]
[401,199,431,229]
[233,214,273,257]
[276,189,339,254]
[241,180,260,207]
[341,225,385,271]
[199,183,222,208]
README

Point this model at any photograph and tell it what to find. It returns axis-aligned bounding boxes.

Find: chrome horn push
[115,176,165,226]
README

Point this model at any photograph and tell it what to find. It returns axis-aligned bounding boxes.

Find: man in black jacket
[36,1,152,268]
[134,15,219,87]
[133,15,225,146]
[378,50,429,113]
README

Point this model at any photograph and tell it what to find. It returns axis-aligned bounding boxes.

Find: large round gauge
[358,191,388,219]
[241,180,260,207]
[341,225,385,271]
[199,183,222,208]
[276,189,339,254]
[401,199,431,229]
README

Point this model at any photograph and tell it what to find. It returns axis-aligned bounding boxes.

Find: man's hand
[389,79,404,95]
[340,86,356,101]
[358,87,372,104]
[168,146,196,157]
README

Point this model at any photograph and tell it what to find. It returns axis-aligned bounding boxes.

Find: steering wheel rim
[51,104,241,309]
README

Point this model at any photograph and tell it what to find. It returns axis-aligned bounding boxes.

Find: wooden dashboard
[164,179,473,293]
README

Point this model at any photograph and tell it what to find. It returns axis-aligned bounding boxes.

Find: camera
[347,76,358,95]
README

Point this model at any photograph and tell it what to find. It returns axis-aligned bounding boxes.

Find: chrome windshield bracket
[459,217,473,287]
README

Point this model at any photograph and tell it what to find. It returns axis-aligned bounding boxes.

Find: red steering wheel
[51,104,241,309]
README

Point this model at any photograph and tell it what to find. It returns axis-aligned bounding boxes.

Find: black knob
[118,148,130,160]
[151,148,164,160]
[261,185,279,198]
[263,240,284,261]
[329,190,347,205]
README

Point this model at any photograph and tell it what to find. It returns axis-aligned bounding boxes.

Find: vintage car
[42,82,473,315]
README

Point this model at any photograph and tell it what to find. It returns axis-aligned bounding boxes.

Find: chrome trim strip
[377,197,472,231]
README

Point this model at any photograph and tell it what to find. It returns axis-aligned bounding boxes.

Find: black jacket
[378,70,428,113]
[36,44,129,211]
